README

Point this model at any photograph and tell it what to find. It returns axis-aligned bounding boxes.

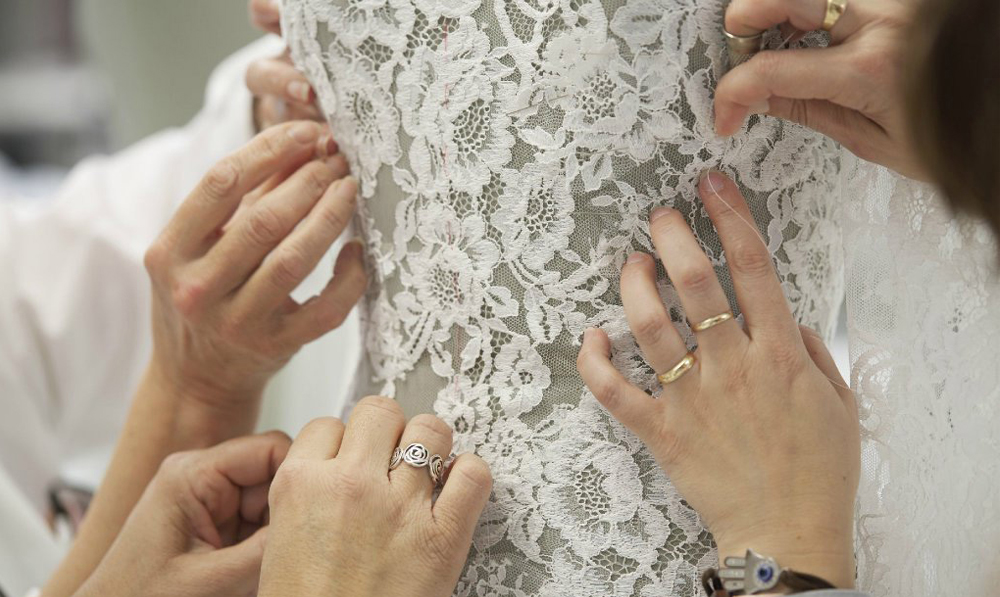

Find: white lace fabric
[842,157,1000,596]
[283,1,847,595]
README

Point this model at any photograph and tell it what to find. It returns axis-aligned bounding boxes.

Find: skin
[715,0,923,180]
[578,171,860,589]
[42,121,366,597]
[246,0,325,131]
[74,433,292,597]
[259,399,493,597]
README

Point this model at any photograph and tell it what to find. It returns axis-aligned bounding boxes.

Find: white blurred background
[1,0,359,489]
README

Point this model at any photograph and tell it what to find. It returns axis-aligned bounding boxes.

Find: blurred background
[0,0,257,195]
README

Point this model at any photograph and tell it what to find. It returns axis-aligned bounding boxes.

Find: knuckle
[269,459,307,506]
[302,163,335,196]
[674,262,717,296]
[631,312,670,346]
[416,523,464,566]
[245,205,287,247]
[727,241,774,279]
[302,416,345,437]
[255,130,285,164]
[158,451,193,479]
[143,239,169,278]
[407,414,454,445]
[202,161,240,199]
[317,200,350,233]
[770,343,807,375]
[326,467,370,503]
[171,278,208,318]
[453,456,492,491]
[653,424,685,466]
[589,372,625,411]
[354,396,405,423]
[271,245,312,289]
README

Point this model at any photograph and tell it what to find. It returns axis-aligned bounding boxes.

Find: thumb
[797,325,851,396]
[205,526,269,595]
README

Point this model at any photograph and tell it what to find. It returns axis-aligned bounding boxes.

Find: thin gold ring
[822,0,848,31]
[657,353,697,385]
[692,312,734,333]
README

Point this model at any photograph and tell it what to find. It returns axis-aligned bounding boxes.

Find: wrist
[142,361,263,445]
[714,522,855,589]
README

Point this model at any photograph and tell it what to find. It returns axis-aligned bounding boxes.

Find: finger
[577,327,664,441]
[390,414,454,499]
[168,121,331,251]
[340,396,406,471]
[236,152,346,216]
[236,176,358,315]
[433,454,492,539]
[238,481,272,526]
[714,46,854,136]
[798,325,852,399]
[200,431,292,489]
[697,172,803,344]
[765,97,885,159]
[199,527,268,596]
[196,157,343,297]
[246,57,316,106]
[645,207,746,352]
[278,238,367,346]
[250,0,282,34]
[619,252,694,373]
[286,417,346,461]
[725,0,863,39]
[259,96,325,129]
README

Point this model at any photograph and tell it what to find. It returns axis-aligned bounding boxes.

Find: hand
[259,401,493,597]
[144,121,366,421]
[578,171,860,588]
[74,432,292,597]
[248,0,324,131]
[714,0,924,180]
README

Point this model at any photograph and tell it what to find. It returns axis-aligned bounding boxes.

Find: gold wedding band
[822,0,848,31]
[657,353,697,385]
[692,312,734,332]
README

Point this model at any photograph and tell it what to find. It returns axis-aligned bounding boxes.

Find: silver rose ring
[390,443,444,486]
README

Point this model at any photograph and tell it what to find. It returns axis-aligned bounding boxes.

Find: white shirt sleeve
[0,36,285,514]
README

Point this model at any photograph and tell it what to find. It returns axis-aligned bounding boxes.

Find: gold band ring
[657,353,697,385]
[822,0,848,31]
[692,312,734,332]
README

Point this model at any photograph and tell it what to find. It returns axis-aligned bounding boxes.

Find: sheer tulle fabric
[282,0,997,594]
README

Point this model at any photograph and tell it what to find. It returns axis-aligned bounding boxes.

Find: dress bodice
[283,1,844,594]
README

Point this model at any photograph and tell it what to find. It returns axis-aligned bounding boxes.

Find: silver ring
[403,443,430,467]
[429,454,444,485]
[389,447,403,471]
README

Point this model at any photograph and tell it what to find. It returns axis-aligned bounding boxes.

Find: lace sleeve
[842,153,1000,595]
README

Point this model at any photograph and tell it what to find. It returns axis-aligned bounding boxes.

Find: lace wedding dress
[281,1,846,595]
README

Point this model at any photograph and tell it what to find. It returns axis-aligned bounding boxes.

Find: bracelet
[702,549,838,596]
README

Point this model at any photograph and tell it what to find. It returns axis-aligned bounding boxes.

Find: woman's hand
[259,400,493,597]
[144,121,366,424]
[74,432,292,597]
[578,172,860,588]
[715,0,923,180]
[247,0,325,131]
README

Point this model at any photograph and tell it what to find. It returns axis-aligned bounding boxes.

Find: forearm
[41,363,260,597]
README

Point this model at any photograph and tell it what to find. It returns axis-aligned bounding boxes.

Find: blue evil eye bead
[755,563,776,585]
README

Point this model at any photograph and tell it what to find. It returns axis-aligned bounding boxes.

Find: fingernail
[748,100,770,115]
[288,122,318,143]
[316,133,339,158]
[625,252,648,265]
[583,327,597,342]
[287,81,313,103]
[650,206,673,222]
[699,170,727,195]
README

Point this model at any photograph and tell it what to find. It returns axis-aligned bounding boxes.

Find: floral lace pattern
[842,157,1000,596]
[283,1,844,594]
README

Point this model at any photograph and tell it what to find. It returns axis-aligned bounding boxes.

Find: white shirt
[0,36,360,597]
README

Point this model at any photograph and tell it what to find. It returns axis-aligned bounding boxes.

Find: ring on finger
[822,0,848,31]
[657,353,697,385]
[691,312,734,333]
[392,443,444,486]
